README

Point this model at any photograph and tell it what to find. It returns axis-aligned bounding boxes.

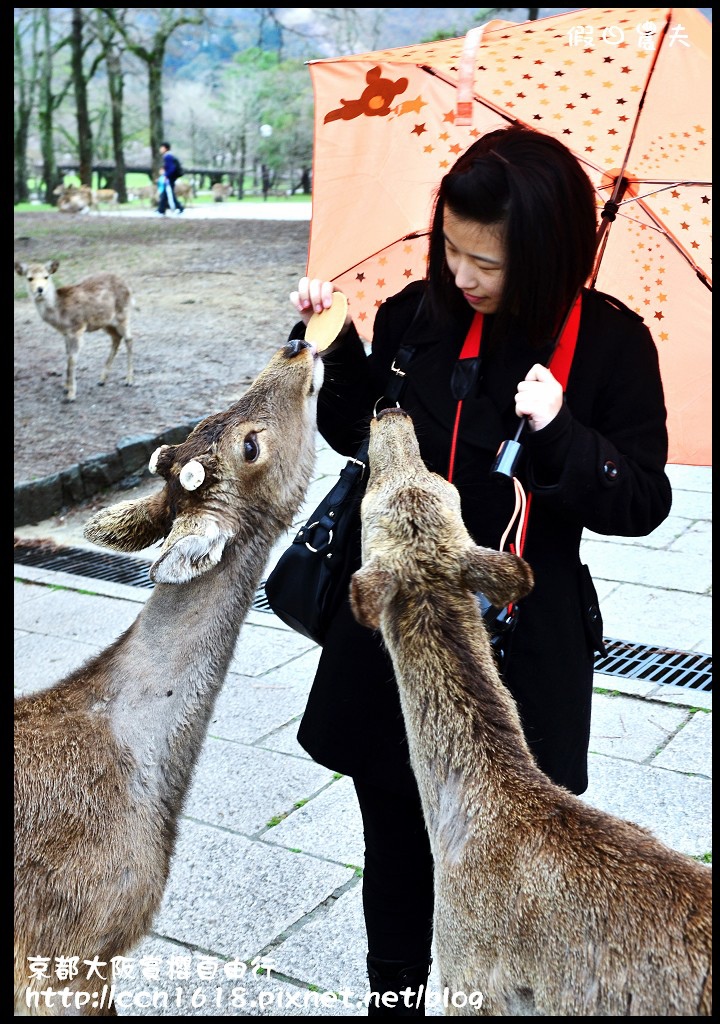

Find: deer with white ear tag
[14,339,324,1016]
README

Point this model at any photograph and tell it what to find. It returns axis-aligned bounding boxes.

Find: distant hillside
[164,8,588,76]
[164,8,711,81]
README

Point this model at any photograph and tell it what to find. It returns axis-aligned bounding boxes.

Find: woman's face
[443,208,506,315]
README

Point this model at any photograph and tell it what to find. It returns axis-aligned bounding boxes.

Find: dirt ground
[14,212,310,486]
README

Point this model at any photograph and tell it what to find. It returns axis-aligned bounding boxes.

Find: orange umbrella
[305,7,711,466]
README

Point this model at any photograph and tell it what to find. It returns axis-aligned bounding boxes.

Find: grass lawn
[16,173,312,212]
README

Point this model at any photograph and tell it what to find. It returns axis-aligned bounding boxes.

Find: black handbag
[263,439,368,645]
[264,341,418,646]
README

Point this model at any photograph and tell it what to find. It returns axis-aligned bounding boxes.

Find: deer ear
[47,259,59,274]
[83,491,170,552]
[462,547,534,608]
[15,261,26,276]
[150,517,232,584]
[349,561,396,630]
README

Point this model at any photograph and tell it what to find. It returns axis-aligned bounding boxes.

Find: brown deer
[53,184,119,211]
[14,260,134,402]
[53,183,93,213]
[350,407,712,1017]
[211,182,233,202]
[14,339,324,1016]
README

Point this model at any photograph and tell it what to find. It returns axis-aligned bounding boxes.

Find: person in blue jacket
[288,125,672,1015]
[157,141,184,216]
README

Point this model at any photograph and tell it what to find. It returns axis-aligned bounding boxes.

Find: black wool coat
[291,282,672,797]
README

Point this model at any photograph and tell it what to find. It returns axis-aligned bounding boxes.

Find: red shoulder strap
[548,294,582,389]
[514,293,583,555]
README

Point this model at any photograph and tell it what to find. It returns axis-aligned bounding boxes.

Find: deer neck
[383,595,547,843]
[99,531,269,810]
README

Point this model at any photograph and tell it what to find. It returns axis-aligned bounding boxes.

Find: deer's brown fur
[14,340,324,1015]
[350,407,712,1017]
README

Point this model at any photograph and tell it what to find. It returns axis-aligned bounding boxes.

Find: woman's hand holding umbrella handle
[290,278,352,334]
[515,363,564,433]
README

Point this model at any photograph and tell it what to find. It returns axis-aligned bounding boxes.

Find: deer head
[84,339,324,584]
[350,408,534,630]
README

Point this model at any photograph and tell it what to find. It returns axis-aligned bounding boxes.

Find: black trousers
[158,180,184,214]
[353,777,435,964]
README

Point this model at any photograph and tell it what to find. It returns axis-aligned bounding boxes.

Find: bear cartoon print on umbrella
[305,8,711,467]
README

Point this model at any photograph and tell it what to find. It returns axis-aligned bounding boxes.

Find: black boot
[366,955,432,1016]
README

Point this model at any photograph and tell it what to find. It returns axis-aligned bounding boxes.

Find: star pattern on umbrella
[336,7,704,203]
[311,10,711,463]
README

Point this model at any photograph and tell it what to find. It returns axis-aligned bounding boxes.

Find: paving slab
[266,776,366,866]
[14,631,103,696]
[595,582,712,654]
[653,686,712,710]
[228,622,318,677]
[114,936,363,1016]
[589,693,690,762]
[255,720,314,758]
[581,539,710,594]
[650,709,712,776]
[153,818,355,959]
[209,670,313,746]
[182,738,336,834]
[14,585,140,646]
[270,885,368,1003]
[581,755,712,856]
[662,487,712,521]
[666,520,713,560]
[14,578,52,606]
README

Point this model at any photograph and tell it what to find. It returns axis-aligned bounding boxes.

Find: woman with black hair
[288,124,672,1015]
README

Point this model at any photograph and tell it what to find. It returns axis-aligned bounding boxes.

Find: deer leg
[100,327,122,386]
[64,332,82,402]
[119,317,134,386]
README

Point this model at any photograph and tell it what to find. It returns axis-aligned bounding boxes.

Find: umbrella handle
[491,421,525,481]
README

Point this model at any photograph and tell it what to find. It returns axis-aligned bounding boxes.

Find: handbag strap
[292,300,424,554]
[377,343,416,415]
[304,297,424,542]
[375,294,426,412]
[295,451,368,552]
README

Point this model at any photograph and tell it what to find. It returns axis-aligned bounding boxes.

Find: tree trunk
[39,9,61,204]
[148,58,164,177]
[96,10,205,180]
[14,116,30,204]
[14,11,41,204]
[71,9,93,187]
[107,47,127,202]
[238,133,247,200]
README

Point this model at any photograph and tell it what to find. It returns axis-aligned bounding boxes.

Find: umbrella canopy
[306,7,711,466]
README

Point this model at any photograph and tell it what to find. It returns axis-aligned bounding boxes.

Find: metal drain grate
[12,542,272,608]
[14,542,711,692]
[14,543,156,589]
[595,638,711,693]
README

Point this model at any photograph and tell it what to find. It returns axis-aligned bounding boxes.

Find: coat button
[603,460,619,480]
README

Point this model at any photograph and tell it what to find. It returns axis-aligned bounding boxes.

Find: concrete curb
[14,417,205,528]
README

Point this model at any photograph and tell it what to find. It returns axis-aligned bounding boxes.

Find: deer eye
[243,432,260,463]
